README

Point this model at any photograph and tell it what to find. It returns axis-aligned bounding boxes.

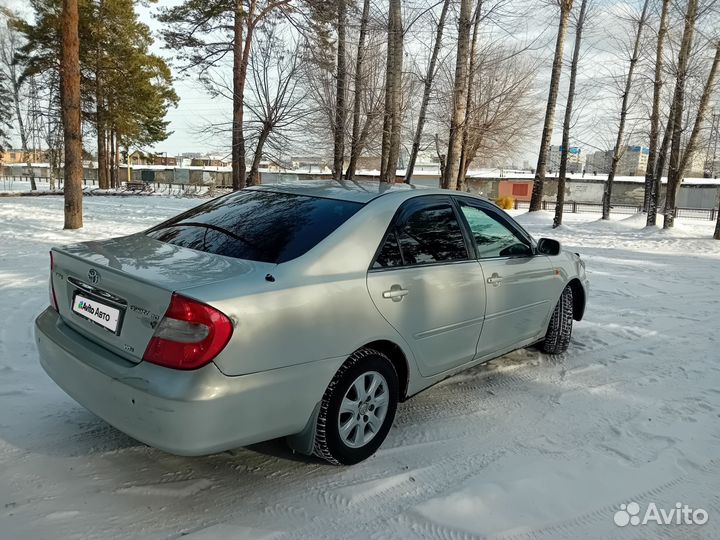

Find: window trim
[453,196,536,261]
[368,195,473,272]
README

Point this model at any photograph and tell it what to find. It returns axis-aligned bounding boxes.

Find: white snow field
[1,195,720,540]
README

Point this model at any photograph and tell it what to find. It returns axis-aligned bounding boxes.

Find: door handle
[487,273,503,286]
[382,284,409,302]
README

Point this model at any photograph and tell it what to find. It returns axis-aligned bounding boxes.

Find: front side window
[458,202,531,258]
[146,190,362,263]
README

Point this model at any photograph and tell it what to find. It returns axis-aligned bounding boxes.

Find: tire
[313,348,399,465]
[541,285,574,354]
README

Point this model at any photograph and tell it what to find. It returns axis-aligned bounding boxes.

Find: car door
[455,197,557,357]
[366,196,487,377]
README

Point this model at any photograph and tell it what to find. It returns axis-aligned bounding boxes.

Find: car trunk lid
[51,233,270,363]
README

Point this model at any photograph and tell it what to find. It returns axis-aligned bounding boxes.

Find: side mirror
[537,238,561,256]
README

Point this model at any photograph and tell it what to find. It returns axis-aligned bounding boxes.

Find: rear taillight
[49,251,58,311]
[142,293,233,370]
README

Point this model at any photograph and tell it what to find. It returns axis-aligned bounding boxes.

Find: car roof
[247,179,473,204]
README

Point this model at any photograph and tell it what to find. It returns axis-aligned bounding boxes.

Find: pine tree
[61,0,83,229]
[17,0,178,189]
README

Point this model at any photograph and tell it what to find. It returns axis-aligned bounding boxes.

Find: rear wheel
[313,348,398,465]
[541,285,574,354]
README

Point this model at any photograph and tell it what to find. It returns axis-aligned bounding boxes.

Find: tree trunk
[332,0,347,181]
[386,11,404,183]
[110,130,117,188]
[442,0,472,190]
[405,0,450,184]
[380,0,403,183]
[231,0,248,190]
[643,0,670,215]
[379,4,396,181]
[553,0,588,228]
[247,124,271,185]
[434,132,446,182]
[457,0,483,192]
[678,44,719,176]
[715,196,720,239]
[648,103,675,225]
[662,0,699,229]
[345,0,371,181]
[665,42,719,228]
[61,0,83,229]
[601,0,649,220]
[529,0,573,211]
[96,118,108,189]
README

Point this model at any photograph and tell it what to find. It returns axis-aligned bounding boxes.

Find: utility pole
[26,77,43,190]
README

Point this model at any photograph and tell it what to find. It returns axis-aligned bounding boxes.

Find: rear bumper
[35,308,341,456]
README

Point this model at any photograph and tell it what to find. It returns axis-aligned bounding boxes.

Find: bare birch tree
[0,12,36,190]
[529,0,573,211]
[662,0,699,228]
[600,0,650,220]
[664,37,719,228]
[644,0,671,225]
[245,26,307,184]
[332,0,347,181]
[442,0,472,189]
[404,0,450,183]
[379,0,403,182]
[345,0,371,180]
[553,0,589,228]
[457,0,484,191]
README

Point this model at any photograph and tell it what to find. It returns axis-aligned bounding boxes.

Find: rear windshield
[145,189,363,263]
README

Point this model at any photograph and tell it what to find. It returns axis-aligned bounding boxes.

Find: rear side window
[146,190,362,263]
[372,200,469,268]
[373,230,404,268]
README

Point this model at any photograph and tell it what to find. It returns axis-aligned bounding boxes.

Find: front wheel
[313,348,399,465]
[541,285,574,354]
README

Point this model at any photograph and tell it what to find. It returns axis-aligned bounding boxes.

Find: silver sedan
[35,181,589,465]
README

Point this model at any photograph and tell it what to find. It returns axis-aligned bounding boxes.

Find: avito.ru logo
[614,501,708,527]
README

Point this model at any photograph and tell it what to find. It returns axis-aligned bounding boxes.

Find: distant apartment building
[547,145,585,174]
[586,150,611,174]
[586,145,649,176]
[684,149,706,177]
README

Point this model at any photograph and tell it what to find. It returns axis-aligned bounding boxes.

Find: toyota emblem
[87,269,101,285]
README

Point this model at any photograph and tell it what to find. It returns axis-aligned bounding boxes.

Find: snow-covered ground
[1,195,720,540]
[0,178,220,197]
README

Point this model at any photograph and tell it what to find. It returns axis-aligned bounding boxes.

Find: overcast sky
[6,0,715,165]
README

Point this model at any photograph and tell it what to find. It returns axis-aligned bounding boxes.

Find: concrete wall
[2,165,718,208]
[464,177,719,209]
